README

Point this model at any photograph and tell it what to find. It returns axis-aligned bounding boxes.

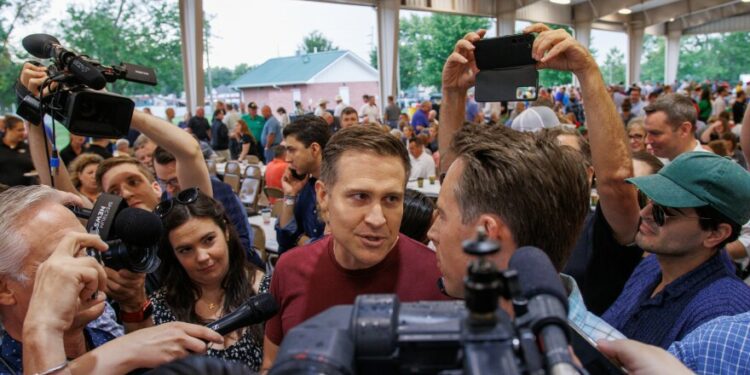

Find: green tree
[0,0,49,111]
[60,0,184,96]
[602,47,626,85]
[640,34,664,83]
[205,63,255,87]
[297,30,337,54]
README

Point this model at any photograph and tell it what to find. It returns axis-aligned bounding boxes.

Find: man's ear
[310,142,321,158]
[151,181,163,197]
[0,278,17,307]
[703,222,733,249]
[315,180,328,217]
[478,213,517,269]
[678,121,694,137]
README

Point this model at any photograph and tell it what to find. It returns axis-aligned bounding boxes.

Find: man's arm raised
[130,111,213,196]
[525,24,640,245]
[439,29,485,174]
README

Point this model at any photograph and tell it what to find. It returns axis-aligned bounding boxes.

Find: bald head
[262,105,272,118]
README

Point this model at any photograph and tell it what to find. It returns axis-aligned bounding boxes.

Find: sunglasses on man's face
[650,201,711,227]
[154,187,200,218]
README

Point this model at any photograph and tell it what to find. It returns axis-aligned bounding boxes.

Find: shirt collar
[646,250,731,306]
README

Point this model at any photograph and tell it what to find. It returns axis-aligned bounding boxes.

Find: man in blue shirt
[601,151,750,349]
[410,101,431,130]
[276,115,331,254]
[260,105,282,163]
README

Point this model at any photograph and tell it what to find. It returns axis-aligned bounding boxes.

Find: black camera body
[16,34,156,138]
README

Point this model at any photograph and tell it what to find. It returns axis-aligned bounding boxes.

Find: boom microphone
[510,247,578,375]
[207,293,279,336]
[22,33,107,90]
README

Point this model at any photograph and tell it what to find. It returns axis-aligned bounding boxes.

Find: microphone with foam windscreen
[206,293,279,335]
[22,33,107,90]
[113,207,163,247]
[509,246,579,375]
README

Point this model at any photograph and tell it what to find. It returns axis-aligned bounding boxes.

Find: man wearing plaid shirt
[597,312,750,373]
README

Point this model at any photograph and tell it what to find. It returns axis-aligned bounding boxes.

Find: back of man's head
[321,126,410,188]
[273,144,287,159]
[644,93,697,131]
[451,124,590,270]
[282,115,331,149]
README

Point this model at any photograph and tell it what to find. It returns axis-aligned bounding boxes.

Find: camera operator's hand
[105,268,148,312]
[442,29,486,93]
[19,62,57,98]
[22,232,108,375]
[69,322,224,374]
[597,339,694,375]
[24,232,108,335]
[523,23,598,78]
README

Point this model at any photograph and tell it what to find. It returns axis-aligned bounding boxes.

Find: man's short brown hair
[96,156,156,190]
[644,93,697,131]
[321,126,410,187]
[451,124,590,271]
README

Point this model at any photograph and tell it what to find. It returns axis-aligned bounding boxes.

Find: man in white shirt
[408,137,435,180]
[712,86,728,117]
[333,95,346,117]
[359,95,381,124]
[223,103,241,132]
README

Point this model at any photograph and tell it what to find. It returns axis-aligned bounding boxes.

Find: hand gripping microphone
[206,293,279,335]
[509,247,579,375]
[22,33,107,90]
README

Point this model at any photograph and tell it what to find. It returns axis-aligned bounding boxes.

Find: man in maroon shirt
[262,126,448,370]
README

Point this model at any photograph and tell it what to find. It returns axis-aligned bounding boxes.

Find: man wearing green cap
[601,151,750,349]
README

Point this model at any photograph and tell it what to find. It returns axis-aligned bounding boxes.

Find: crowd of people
[1,23,750,374]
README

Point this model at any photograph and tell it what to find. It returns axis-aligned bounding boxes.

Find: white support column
[574,21,592,50]
[573,21,592,87]
[496,10,516,36]
[179,0,204,115]
[664,30,681,85]
[626,23,645,86]
[376,0,399,110]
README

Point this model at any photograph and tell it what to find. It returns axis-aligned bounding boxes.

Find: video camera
[270,231,625,375]
[15,33,157,138]
[68,194,162,273]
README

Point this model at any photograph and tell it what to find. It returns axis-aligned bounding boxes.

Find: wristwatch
[284,195,297,206]
[120,299,153,323]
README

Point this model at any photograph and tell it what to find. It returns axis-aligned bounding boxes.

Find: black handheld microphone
[22,33,107,90]
[509,246,579,375]
[207,293,279,336]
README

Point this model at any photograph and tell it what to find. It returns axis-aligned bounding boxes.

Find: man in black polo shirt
[0,116,34,186]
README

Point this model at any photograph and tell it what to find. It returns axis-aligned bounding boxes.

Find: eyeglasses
[650,202,712,227]
[629,134,646,140]
[157,177,180,190]
[154,187,200,218]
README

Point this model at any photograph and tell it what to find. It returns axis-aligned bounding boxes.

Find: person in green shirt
[241,102,266,142]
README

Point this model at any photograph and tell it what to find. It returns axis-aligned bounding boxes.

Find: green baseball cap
[626,152,750,225]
